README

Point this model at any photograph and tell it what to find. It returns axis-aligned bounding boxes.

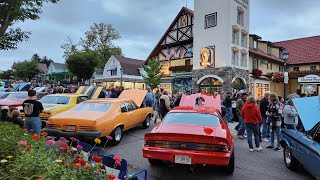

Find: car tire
[148,158,162,165]
[283,143,298,170]
[225,150,235,174]
[142,115,151,129]
[111,126,123,145]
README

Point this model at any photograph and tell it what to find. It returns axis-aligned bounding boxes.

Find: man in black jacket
[260,91,270,142]
[224,92,233,122]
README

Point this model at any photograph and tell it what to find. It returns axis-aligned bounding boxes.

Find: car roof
[171,106,220,115]
[46,94,86,97]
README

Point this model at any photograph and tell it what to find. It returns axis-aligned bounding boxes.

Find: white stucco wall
[102,56,122,78]
[193,0,250,70]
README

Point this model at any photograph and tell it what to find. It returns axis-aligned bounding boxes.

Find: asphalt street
[105,121,313,180]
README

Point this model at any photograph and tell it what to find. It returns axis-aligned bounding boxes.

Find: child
[6,109,24,128]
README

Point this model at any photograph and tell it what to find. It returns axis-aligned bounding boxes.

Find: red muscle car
[143,93,234,174]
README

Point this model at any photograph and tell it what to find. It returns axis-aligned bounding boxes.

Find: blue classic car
[281,96,320,179]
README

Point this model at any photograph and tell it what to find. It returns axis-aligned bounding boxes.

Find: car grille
[79,126,93,131]
[48,124,61,130]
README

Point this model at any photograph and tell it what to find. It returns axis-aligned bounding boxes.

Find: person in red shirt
[241,96,262,152]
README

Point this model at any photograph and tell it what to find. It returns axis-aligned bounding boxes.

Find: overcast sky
[1,0,319,70]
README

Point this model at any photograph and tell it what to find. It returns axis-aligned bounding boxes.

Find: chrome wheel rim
[146,117,150,127]
[284,147,291,165]
[115,127,122,141]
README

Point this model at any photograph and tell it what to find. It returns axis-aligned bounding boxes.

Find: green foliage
[66,51,98,80]
[0,122,108,180]
[143,58,163,89]
[0,69,13,79]
[13,60,40,80]
[62,23,122,69]
[0,0,59,50]
[31,53,54,67]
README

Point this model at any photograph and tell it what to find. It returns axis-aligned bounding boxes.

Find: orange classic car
[43,89,153,145]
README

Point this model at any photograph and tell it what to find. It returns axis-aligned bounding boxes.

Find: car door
[129,101,146,125]
[119,102,133,130]
[124,101,139,128]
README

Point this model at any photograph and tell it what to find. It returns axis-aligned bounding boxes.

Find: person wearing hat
[284,93,299,129]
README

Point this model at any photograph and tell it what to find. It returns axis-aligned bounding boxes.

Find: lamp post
[281,49,289,100]
[120,67,123,88]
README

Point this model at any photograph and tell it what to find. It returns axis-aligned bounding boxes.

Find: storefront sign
[160,83,172,93]
[200,46,215,68]
[298,75,320,83]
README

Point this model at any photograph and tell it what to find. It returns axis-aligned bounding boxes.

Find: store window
[310,65,317,71]
[205,13,217,29]
[241,33,247,47]
[237,8,244,26]
[255,83,270,98]
[199,77,222,95]
[293,67,299,72]
[232,29,240,45]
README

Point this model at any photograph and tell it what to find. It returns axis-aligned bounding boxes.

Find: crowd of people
[224,90,303,152]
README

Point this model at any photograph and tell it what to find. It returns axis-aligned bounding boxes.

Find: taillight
[145,140,165,147]
[203,144,230,153]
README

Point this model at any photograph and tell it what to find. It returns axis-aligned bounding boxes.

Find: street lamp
[281,49,289,100]
[120,67,123,88]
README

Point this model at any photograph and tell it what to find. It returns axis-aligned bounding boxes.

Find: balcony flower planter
[252,69,262,77]
[270,72,284,83]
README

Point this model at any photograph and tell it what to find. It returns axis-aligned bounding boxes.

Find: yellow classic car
[43,89,153,145]
[20,86,104,126]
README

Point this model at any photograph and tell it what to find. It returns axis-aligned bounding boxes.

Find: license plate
[175,155,192,165]
[66,125,76,132]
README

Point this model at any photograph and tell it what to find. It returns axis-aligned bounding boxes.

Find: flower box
[252,69,262,77]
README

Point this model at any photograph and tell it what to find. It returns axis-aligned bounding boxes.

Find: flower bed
[0,122,123,180]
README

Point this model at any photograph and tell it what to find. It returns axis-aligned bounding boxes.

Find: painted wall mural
[159,44,193,61]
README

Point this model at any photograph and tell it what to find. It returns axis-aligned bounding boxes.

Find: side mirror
[121,107,127,113]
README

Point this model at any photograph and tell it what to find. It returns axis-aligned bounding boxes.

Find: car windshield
[163,112,220,126]
[0,93,9,99]
[40,96,70,105]
[72,102,111,112]
[6,93,28,99]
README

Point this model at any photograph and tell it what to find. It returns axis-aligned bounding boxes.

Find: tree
[13,60,40,80]
[143,58,163,90]
[0,0,59,50]
[31,53,53,67]
[80,23,122,68]
[60,37,79,58]
[66,51,98,81]
[0,69,13,79]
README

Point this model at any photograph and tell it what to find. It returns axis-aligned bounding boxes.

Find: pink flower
[70,137,77,142]
[18,141,27,146]
[29,129,34,132]
[23,128,27,132]
[59,147,65,151]
[113,155,122,162]
[76,145,83,150]
[59,137,66,142]
[105,136,113,140]
[47,140,56,145]
[67,151,72,155]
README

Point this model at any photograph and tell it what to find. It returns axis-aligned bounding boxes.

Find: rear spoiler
[179,93,222,112]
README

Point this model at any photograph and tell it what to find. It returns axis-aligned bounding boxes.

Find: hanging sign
[298,75,320,83]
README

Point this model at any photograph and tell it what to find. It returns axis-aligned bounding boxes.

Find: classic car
[43,89,153,145]
[143,94,235,174]
[281,96,320,179]
[20,86,104,123]
[0,92,48,119]
[0,92,10,100]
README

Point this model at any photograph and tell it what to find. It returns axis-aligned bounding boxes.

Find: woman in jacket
[284,93,300,129]
[241,96,262,152]
[159,90,172,121]
[266,93,282,151]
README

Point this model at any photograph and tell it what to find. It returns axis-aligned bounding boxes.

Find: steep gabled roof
[37,63,48,73]
[52,62,66,69]
[273,36,320,65]
[114,56,145,76]
[146,7,194,62]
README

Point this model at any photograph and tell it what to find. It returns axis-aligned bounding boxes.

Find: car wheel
[225,150,235,174]
[284,143,298,170]
[111,126,123,145]
[142,115,151,129]
[148,158,162,165]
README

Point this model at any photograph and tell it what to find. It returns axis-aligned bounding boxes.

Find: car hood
[153,123,226,138]
[0,98,25,106]
[292,96,320,131]
[118,89,147,107]
[49,110,106,122]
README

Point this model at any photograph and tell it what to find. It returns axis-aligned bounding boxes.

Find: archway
[198,77,222,95]
[232,78,246,94]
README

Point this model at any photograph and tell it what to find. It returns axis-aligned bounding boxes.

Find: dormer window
[253,39,258,50]
[267,46,272,55]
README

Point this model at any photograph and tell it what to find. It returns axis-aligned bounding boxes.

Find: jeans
[237,117,246,135]
[285,124,296,130]
[24,117,41,134]
[245,123,260,149]
[224,107,233,122]
[262,117,270,139]
[270,126,281,148]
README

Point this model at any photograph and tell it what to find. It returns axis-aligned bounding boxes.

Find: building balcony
[169,65,193,74]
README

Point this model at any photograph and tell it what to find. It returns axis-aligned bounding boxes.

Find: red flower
[31,134,40,140]
[92,156,102,163]
[72,158,80,164]
[41,132,48,136]
[74,163,81,169]
[59,147,65,151]
[60,142,68,149]
[80,159,86,166]
[26,145,32,151]
[108,174,116,180]
[113,155,122,162]
[115,160,121,166]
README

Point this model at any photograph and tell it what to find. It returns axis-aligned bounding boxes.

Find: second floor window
[310,65,317,71]
[279,66,284,72]
[237,9,244,26]
[205,13,217,28]
[253,58,258,69]
[293,67,299,72]
[267,62,272,70]
[110,68,117,76]
[241,33,247,47]
[232,30,240,45]
[232,51,239,66]
[241,53,247,67]
[267,46,272,55]
[253,40,258,49]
